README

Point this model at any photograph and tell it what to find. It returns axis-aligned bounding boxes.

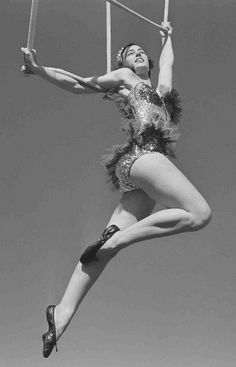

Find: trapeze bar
[106,2,112,73]
[106,0,167,32]
[27,0,38,50]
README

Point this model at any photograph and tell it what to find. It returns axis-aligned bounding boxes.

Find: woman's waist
[130,135,164,153]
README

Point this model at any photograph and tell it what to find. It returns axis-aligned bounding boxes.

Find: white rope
[27,0,39,50]
[106,0,167,32]
[164,0,169,22]
[106,1,112,73]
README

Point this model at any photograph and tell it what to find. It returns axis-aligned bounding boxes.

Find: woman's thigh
[106,189,156,230]
[130,153,210,214]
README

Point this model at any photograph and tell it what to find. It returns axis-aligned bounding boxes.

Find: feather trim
[163,89,182,125]
[102,141,132,190]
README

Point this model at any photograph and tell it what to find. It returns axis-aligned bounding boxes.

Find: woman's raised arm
[157,22,174,94]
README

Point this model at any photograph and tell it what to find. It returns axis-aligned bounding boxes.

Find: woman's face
[122,45,149,75]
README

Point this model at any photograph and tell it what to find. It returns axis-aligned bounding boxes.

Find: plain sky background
[1,0,236,366]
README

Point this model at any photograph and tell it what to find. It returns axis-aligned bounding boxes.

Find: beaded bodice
[104,81,174,150]
[103,82,182,191]
[126,82,170,134]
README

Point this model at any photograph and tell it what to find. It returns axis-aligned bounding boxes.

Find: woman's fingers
[160,21,173,37]
[21,64,34,75]
[21,47,33,62]
[21,47,36,74]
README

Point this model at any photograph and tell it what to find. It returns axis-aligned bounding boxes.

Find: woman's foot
[96,230,122,259]
[42,305,58,358]
[42,304,72,358]
[80,224,120,264]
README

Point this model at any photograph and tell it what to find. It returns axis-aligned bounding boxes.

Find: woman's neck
[138,73,151,85]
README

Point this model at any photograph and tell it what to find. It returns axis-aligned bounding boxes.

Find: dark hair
[115,43,154,77]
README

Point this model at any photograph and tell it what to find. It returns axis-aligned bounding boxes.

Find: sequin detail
[103,82,182,192]
[127,82,169,133]
[115,143,163,193]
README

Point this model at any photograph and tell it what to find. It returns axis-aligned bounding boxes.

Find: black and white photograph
[1,1,236,366]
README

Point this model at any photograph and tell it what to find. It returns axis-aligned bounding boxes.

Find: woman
[21,22,211,358]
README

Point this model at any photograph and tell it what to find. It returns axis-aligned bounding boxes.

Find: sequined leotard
[103,82,182,193]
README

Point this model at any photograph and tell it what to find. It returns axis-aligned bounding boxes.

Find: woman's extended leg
[47,153,211,347]
[53,189,155,341]
[99,153,211,256]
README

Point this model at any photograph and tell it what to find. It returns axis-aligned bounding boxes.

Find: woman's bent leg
[98,153,211,254]
[53,153,211,339]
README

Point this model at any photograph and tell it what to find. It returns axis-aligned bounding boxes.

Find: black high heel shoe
[80,224,120,264]
[42,305,58,358]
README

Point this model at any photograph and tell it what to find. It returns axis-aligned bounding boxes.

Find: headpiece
[115,47,125,68]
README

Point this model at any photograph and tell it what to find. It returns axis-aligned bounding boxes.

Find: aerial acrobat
[21,0,211,359]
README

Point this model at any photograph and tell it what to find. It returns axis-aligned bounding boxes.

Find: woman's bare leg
[54,153,211,340]
[99,153,211,256]
[54,190,155,340]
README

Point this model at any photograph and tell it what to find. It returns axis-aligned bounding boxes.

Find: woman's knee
[188,202,212,231]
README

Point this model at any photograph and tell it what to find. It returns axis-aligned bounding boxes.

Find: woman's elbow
[72,84,100,95]
[72,84,84,94]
